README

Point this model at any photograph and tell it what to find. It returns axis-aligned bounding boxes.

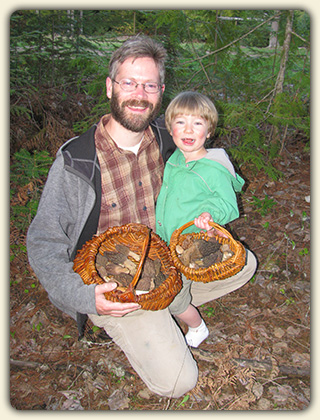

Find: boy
[156,91,245,347]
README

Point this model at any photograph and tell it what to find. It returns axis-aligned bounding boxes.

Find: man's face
[106,57,164,132]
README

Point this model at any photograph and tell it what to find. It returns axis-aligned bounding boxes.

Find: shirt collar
[96,114,154,155]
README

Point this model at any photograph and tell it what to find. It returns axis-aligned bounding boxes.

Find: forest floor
[9,103,310,410]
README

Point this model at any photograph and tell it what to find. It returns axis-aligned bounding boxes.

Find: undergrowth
[10,149,53,260]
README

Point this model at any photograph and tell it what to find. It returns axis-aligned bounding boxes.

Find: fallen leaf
[252,382,264,399]
[108,389,130,410]
[274,327,285,338]
[269,385,293,404]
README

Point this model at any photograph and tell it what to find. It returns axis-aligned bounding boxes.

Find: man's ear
[106,77,113,99]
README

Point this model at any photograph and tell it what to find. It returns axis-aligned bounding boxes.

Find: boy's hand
[194,212,213,232]
[194,212,228,238]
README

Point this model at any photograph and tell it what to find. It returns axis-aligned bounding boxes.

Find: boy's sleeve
[198,174,241,225]
[201,149,245,225]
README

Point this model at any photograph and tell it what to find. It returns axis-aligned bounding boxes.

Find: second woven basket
[170,220,246,283]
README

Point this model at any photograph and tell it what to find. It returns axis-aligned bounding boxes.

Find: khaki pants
[89,249,257,398]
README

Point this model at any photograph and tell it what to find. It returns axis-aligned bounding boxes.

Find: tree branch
[190,349,310,377]
[291,30,309,44]
[183,12,283,65]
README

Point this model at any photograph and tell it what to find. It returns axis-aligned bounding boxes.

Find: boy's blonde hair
[165,91,218,136]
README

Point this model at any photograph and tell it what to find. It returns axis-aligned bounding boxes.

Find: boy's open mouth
[182,138,195,145]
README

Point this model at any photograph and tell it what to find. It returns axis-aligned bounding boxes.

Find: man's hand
[95,283,141,317]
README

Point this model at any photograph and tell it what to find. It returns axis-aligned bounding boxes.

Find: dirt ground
[10,135,310,410]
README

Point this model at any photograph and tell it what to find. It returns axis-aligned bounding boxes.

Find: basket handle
[118,227,151,304]
[130,228,151,289]
[176,220,232,241]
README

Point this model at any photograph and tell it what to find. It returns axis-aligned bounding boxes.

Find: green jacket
[155,148,245,244]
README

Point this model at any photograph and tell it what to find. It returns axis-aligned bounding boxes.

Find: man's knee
[170,364,198,398]
[148,357,198,398]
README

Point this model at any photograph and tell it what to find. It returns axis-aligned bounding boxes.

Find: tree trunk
[271,10,294,145]
[67,10,75,37]
[268,12,280,48]
[274,10,294,96]
[79,10,83,35]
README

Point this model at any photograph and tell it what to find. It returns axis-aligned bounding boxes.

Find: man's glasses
[112,79,161,94]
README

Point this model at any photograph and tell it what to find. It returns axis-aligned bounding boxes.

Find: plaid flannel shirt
[95,114,164,234]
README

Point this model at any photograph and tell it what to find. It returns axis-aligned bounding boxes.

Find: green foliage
[11,149,53,185]
[154,10,188,43]
[203,306,216,317]
[10,149,53,231]
[269,91,309,137]
[33,322,43,332]
[176,395,190,408]
[218,101,281,179]
[251,194,277,216]
[299,248,309,256]
[10,10,110,89]
[10,10,310,180]
[262,221,270,230]
[10,243,27,262]
[151,10,309,179]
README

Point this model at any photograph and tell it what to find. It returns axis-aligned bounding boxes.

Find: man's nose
[134,83,148,98]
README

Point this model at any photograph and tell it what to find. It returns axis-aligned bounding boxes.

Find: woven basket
[169,220,246,283]
[73,223,182,310]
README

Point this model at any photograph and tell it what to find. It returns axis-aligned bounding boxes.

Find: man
[27,35,257,398]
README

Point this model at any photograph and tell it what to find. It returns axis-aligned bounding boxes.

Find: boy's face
[106,57,164,132]
[170,114,210,161]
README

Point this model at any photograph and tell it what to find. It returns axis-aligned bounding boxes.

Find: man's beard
[110,92,162,133]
